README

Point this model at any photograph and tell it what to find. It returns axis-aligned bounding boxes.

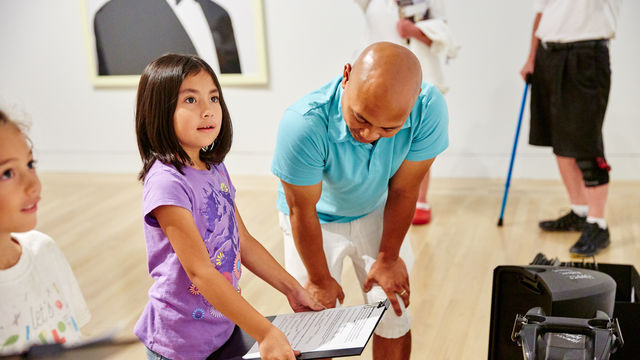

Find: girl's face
[173,70,223,164]
[0,124,41,235]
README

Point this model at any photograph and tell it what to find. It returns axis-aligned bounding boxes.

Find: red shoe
[412,205,431,225]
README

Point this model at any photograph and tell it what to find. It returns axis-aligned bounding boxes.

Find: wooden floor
[25,174,640,359]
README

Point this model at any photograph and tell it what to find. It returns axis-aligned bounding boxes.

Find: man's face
[340,66,416,144]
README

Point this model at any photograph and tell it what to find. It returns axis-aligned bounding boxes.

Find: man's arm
[396,19,433,46]
[363,157,434,315]
[520,13,542,81]
[280,180,345,308]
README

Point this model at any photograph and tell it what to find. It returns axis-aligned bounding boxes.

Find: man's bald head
[350,42,422,98]
[340,42,423,143]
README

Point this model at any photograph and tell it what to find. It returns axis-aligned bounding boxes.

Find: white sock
[416,202,431,210]
[586,216,607,229]
[571,204,589,217]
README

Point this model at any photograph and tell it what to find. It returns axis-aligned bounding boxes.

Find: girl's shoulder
[144,160,188,185]
[12,230,56,253]
[10,231,67,271]
[147,159,183,176]
[143,161,195,203]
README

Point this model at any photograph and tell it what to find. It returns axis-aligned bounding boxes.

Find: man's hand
[396,18,418,38]
[286,284,325,312]
[363,257,410,316]
[305,277,345,309]
[520,58,535,82]
[396,19,433,46]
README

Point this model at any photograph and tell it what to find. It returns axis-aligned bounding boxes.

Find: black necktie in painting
[193,0,242,74]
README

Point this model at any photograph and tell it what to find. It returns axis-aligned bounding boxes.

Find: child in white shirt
[0,110,90,356]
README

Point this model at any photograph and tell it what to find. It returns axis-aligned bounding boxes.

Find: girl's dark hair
[135,54,233,181]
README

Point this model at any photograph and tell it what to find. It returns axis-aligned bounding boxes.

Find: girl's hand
[286,284,325,313]
[258,326,298,360]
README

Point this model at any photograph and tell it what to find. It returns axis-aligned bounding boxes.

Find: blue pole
[498,81,530,226]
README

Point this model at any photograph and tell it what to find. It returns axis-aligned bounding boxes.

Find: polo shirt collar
[328,83,353,144]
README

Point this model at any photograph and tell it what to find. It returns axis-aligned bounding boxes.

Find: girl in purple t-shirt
[133,54,321,360]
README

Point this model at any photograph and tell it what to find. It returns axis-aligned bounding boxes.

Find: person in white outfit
[0,111,91,357]
[355,0,459,225]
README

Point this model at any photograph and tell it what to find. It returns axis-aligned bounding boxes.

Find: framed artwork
[80,0,268,87]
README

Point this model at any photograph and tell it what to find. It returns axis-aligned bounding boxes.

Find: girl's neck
[189,158,208,171]
[0,233,22,270]
[184,149,208,171]
[187,152,207,170]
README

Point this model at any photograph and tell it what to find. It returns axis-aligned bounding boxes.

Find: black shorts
[529,39,611,158]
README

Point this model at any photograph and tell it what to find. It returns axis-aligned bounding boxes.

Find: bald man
[271,42,448,360]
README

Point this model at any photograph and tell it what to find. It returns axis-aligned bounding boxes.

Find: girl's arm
[235,205,323,312]
[153,205,297,360]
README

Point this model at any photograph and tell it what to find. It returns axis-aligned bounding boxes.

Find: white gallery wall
[1,0,639,179]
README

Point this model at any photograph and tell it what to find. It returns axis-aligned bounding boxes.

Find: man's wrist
[377,250,399,263]
[411,26,424,40]
[308,270,333,284]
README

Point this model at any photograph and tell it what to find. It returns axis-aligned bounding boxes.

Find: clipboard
[209,299,390,360]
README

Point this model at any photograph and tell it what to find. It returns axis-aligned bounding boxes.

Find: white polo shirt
[534,0,621,43]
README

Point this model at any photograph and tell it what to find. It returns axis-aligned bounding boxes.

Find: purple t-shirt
[134,160,241,360]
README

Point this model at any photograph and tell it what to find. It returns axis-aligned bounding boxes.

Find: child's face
[0,124,41,235]
[173,70,223,161]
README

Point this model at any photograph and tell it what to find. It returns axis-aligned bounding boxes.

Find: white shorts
[279,207,414,339]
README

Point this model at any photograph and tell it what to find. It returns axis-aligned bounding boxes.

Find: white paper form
[243,300,388,359]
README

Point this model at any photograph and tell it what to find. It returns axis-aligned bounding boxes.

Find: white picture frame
[80,0,268,87]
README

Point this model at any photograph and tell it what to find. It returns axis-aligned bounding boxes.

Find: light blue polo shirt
[271,76,449,223]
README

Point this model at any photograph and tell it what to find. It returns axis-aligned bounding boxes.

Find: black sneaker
[569,223,611,257]
[539,211,586,231]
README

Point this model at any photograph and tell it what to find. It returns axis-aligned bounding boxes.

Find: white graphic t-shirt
[0,231,90,356]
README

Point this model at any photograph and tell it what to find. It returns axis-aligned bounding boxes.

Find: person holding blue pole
[520,0,621,256]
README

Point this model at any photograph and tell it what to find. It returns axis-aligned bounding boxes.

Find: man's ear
[341,63,352,89]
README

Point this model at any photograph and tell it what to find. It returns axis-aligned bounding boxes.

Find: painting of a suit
[94,0,241,75]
